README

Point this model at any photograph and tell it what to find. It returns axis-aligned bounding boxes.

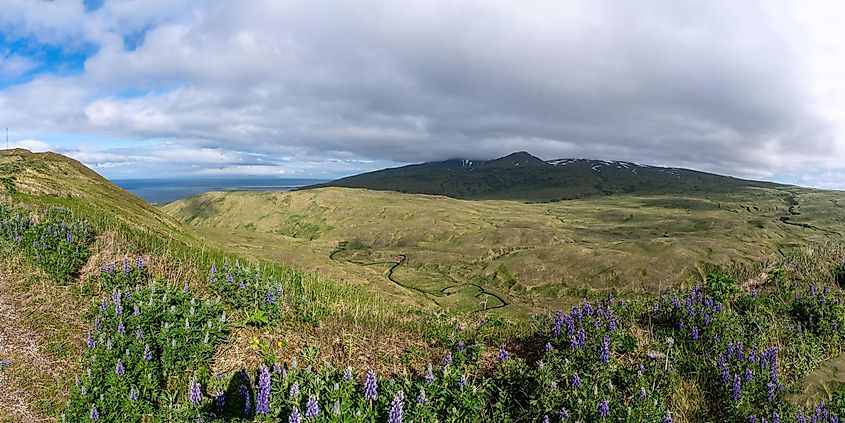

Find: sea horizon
[112,176,329,204]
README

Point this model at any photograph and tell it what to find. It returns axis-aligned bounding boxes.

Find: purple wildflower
[459,374,468,389]
[443,352,452,367]
[424,364,434,383]
[664,411,672,423]
[598,336,610,364]
[732,373,742,402]
[86,332,95,349]
[498,345,510,362]
[289,382,300,398]
[115,360,125,376]
[239,385,251,417]
[256,365,271,415]
[90,403,99,420]
[417,388,427,404]
[344,366,354,381]
[117,321,125,335]
[143,344,152,361]
[189,379,202,405]
[289,408,302,423]
[571,373,581,388]
[129,387,138,401]
[545,342,552,352]
[598,399,609,418]
[560,408,570,420]
[364,370,378,400]
[305,395,319,419]
[388,391,404,423]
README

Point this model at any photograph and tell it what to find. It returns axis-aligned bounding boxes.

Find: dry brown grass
[212,317,443,379]
[0,253,76,422]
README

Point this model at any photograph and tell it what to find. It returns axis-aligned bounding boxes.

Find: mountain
[307,151,782,201]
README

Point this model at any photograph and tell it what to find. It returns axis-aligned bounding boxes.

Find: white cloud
[0,0,844,184]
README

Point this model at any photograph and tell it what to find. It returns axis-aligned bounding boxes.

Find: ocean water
[112,177,328,204]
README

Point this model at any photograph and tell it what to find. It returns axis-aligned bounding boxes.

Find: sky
[1,1,844,186]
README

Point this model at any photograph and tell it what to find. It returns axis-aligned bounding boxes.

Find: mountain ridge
[306,151,784,202]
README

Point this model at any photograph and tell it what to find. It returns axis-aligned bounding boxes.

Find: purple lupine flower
[189,379,202,405]
[691,327,699,341]
[748,415,757,423]
[772,412,780,423]
[745,367,753,382]
[639,388,647,399]
[288,408,302,423]
[143,344,152,361]
[136,256,145,269]
[388,391,404,423]
[239,384,251,417]
[545,342,553,352]
[560,408,570,420]
[732,374,742,402]
[598,336,610,364]
[459,374,468,389]
[571,373,581,388]
[117,321,125,335]
[123,258,130,275]
[129,387,138,401]
[543,416,550,423]
[344,366,354,381]
[767,382,776,402]
[115,360,125,375]
[256,365,271,415]
[598,399,609,418]
[305,395,319,419]
[90,403,99,420]
[498,345,510,362]
[456,341,466,352]
[265,289,276,305]
[553,310,563,337]
[424,364,434,383]
[289,382,300,398]
[577,329,586,349]
[664,411,672,423]
[443,352,452,367]
[133,304,140,317]
[86,332,95,349]
[364,370,378,400]
[214,390,225,415]
[136,327,144,339]
[417,388,427,404]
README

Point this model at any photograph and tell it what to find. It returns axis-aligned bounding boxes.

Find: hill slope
[307,151,782,202]
[165,184,845,315]
[0,148,192,241]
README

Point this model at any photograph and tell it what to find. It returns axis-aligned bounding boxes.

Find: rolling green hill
[306,151,783,202]
[0,148,192,242]
[165,183,845,315]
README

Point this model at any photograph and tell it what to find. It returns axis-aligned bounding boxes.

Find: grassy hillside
[307,151,783,202]
[0,148,192,242]
[165,185,845,315]
[6,150,845,422]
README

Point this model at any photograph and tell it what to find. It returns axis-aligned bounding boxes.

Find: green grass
[164,186,845,315]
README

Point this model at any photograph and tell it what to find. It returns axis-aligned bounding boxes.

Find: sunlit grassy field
[165,186,845,315]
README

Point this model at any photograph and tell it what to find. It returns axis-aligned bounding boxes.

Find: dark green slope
[307,151,783,201]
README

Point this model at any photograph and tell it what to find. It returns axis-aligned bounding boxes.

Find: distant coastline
[112,177,328,204]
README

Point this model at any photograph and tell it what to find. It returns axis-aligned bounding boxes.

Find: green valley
[164,185,845,315]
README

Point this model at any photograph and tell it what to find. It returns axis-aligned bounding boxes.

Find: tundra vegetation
[3,149,845,422]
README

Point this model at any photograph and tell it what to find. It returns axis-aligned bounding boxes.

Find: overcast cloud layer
[1,0,844,186]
